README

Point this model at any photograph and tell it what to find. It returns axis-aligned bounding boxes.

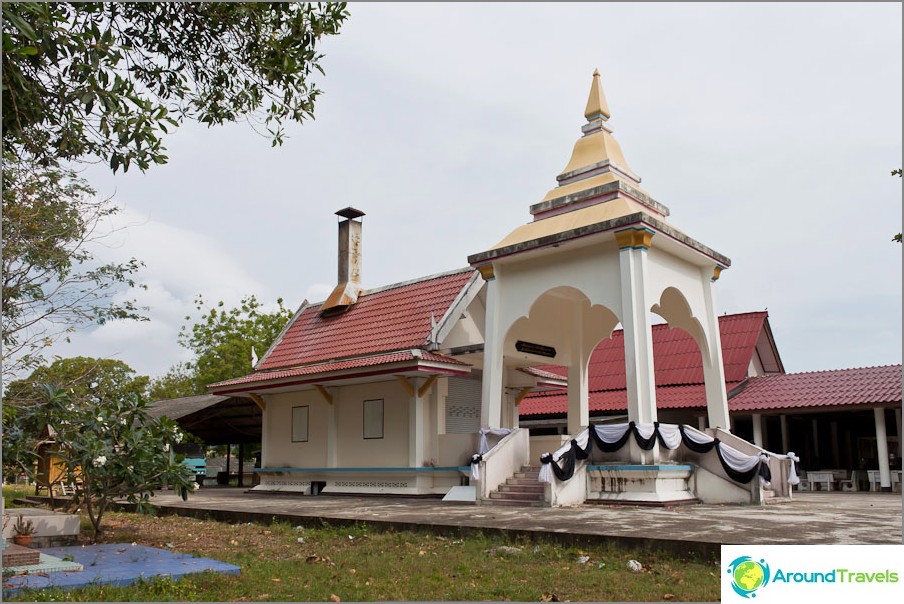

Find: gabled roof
[728,365,902,412]
[258,268,475,371]
[209,268,477,393]
[519,312,772,416]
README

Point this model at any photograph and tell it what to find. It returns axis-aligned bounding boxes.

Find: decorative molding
[476,263,495,281]
[314,385,333,405]
[614,227,655,250]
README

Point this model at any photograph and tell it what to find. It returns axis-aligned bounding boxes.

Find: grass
[3,509,721,602]
[2,484,33,509]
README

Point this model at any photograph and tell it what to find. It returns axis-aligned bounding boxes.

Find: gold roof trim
[490,198,656,250]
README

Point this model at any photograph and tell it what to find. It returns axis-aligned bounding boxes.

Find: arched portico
[469,69,733,471]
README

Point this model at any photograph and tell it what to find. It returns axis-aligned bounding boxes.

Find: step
[489,490,544,501]
[2,543,41,567]
[506,478,543,486]
[483,498,545,507]
[498,484,545,494]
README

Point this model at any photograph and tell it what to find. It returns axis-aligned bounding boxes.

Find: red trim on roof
[728,365,902,412]
[210,350,470,394]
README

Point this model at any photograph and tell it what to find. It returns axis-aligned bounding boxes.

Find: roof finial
[584,68,611,121]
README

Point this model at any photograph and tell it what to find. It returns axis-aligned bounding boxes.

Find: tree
[2,2,350,171]
[147,362,197,401]
[177,294,293,388]
[2,383,195,537]
[3,356,149,408]
[1,157,145,380]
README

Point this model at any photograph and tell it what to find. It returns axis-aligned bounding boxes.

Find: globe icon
[733,560,765,592]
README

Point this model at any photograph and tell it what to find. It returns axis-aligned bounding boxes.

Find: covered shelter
[148,394,262,486]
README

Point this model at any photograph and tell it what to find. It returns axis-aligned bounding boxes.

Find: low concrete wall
[2,508,80,546]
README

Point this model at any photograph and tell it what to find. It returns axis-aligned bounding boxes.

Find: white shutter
[446,377,481,434]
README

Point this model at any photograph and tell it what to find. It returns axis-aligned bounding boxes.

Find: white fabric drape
[717,441,762,473]
[657,424,682,450]
[538,462,553,484]
[682,426,715,446]
[478,428,513,455]
[594,424,631,443]
[785,451,801,485]
[573,428,590,451]
[635,423,656,440]
[471,462,480,482]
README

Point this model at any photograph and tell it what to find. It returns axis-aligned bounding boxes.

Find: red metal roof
[728,365,902,412]
[257,269,475,371]
[210,350,469,392]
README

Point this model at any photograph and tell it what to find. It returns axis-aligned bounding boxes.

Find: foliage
[177,294,294,389]
[147,362,199,401]
[2,2,350,171]
[1,156,145,380]
[2,384,195,537]
[3,356,149,409]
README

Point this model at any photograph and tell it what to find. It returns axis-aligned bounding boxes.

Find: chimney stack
[320,207,365,314]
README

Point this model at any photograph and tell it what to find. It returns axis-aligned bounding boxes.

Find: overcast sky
[50,2,902,381]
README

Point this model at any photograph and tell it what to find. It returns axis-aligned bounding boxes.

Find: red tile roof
[519,383,745,416]
[258,269,475,371]
[519,312,769,416]
[728,365,902,412]
[210,350,469,392]
[534,311,766,386]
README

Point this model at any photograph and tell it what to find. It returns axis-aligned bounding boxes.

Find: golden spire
[584,68,611,121]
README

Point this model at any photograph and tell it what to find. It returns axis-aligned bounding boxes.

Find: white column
[618,237,658,463]
[260,400,269,468]
[780,414,789,453]
[697,416,707,431]
[567,303,589,435]
[327,391,338,467]
[751,414,764,448]
[409,379,425,467]
[480,269,504,429]
[896,408,902,457]
[874,408,891,489]
[701,269,731,431]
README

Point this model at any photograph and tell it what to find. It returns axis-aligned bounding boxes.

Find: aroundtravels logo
[726,556,771,598]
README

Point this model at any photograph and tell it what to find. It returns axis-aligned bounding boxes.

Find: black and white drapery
[470,428,515,481]
[538,422,772,486]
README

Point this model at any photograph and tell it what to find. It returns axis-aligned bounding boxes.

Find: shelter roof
[727,365,902,412]
[148,394,261,445]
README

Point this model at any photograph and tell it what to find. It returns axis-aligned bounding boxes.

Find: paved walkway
[146,489,903,558]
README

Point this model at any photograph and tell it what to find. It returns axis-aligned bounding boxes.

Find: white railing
[709,428,793,501]
[475,428,529,500]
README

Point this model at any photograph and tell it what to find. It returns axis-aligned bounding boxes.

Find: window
[363,399,384,439]
[292,406,309,442]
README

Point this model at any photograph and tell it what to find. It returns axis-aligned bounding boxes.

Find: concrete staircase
[484,466,545,506]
